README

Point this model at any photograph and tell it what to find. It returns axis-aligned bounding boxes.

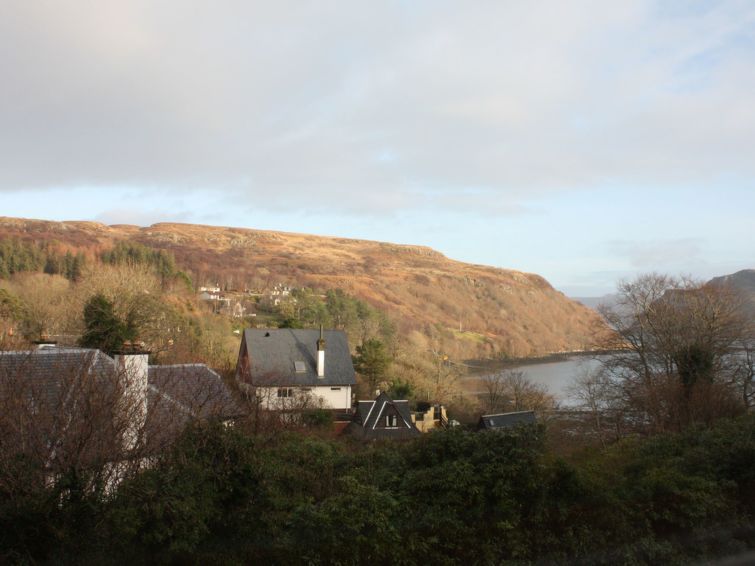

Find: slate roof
[347,391,420,439]
[0,348,116,407]
[478,411,536,430]
[0,347,244,469]
[0,348,241,422]
[148,364,242,420]
[241,328,356,387]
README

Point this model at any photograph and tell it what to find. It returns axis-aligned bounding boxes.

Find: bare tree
[732,337,755,409]
[0,349,239,501]
[480,371,509,413]
[567,367,623,447]
[234,372,328,437]
[480,369,555,414]
[0,351,150,496]
[595,273,751,433]
[6,273,76,340]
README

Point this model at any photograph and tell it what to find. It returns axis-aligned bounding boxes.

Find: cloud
[607,238,706,271]
[1,1,754,216]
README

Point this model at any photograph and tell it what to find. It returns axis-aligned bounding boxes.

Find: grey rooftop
[478,410,536,430]
[241,328,356,387]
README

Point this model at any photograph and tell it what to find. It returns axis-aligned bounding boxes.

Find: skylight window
[294,361,306,373]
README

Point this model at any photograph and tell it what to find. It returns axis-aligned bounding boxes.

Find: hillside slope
[709,269,755,318]
[0,216,601,358]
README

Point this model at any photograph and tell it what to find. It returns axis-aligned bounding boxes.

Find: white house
[235,327,355,411]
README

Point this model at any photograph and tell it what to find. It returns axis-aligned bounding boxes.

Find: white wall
[256,385,352,411]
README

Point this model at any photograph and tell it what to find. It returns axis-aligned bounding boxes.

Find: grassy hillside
[0,216,601,359]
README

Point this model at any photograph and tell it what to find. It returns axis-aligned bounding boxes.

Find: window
[386,414,398,427]
[330,387,341,391]
[294,361,306,373]
[277,387,294,398]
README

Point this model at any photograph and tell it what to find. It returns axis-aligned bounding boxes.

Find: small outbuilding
[478,410,536,431]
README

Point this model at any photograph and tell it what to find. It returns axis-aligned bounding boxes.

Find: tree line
[0,239,86,281]
[0,238,192,290]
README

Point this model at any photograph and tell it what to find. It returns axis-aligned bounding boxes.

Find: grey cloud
[1,1,754,216]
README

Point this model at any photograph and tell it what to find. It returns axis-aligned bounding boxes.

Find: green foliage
[174,269,194,292]
[78,293,133,353]
[278,316,303,329]
[325,288,358,329]
[353,338,390,391]
[106,423,261,561]
[271,287,396,353]
[290,476,401,564]
[677,342,716,388]
[290,288,331,327]
[301,408,334,428]
[387,377,414,399]
[101,241,190,288]
[0,287,24,322]
[2,416,755,564]
[0,238,86,281]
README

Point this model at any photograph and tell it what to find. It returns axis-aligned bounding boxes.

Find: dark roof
[241,328,356,387]
[0,348,241,423]
[148,364,242,420]
[0,348,115,407]
[478,411,536,430]
[347,391,420,439]
[0,348,244,467]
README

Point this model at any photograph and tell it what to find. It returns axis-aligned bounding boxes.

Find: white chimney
[113,342,150,451]
[317,325,326,378]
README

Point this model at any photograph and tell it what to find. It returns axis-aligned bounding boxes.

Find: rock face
[708,269,755,318]
[0,216,602,358]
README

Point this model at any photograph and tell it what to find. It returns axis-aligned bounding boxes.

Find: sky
[1,1,754,296]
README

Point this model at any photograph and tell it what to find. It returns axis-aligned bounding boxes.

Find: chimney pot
[33,334,58,350]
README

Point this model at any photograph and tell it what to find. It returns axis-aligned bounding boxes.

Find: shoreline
[460,349,617,375]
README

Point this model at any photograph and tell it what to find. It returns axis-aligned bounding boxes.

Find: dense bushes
[1,416,754,564]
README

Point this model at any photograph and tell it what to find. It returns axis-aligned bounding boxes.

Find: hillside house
[346,391,420,439]
[235,328,355,411]
[199,290,220,301]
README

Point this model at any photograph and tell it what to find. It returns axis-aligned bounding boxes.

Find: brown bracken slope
[0,216,602,358]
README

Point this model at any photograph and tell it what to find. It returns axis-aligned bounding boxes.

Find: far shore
[459,349,618,375]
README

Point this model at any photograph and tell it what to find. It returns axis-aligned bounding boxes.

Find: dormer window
[294,361,306,373]
[385,414,397,427]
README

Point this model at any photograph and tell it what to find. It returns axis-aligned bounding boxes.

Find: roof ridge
[483,410,535,417]
[150,363,209,368]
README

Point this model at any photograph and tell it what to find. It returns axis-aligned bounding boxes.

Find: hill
[708,269,755,318]
[571,294,619,311]
[0,216,601,358]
